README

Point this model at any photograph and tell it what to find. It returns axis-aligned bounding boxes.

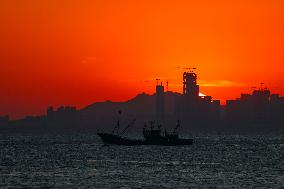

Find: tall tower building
[183,71,199,98]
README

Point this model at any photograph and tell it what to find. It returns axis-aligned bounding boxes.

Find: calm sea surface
[0,134,283,188]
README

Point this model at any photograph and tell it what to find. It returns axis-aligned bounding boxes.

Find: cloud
[198,80,245,87]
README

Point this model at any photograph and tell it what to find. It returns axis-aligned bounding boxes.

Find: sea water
[0,134,283,188]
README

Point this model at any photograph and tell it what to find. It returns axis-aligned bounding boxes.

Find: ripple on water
[0,134,284,188]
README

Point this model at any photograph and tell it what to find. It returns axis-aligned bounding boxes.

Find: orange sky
[0,0,284,119]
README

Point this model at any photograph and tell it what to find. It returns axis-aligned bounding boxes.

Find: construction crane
[184,67,196,73]
[176,67,197,73]
[156,78,161,85]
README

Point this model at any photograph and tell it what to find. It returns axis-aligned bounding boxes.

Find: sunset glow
[1,0,284,118]
[199,93,206,97]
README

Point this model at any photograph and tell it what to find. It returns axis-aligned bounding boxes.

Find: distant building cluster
[155,69,284,126]
[175,70,220,122]
[45,106,78,128]
[0,106,78,130]
[226,88,284,124]
[47,106,77,123]
[156,69,220,124]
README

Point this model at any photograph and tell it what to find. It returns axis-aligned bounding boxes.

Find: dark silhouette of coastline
[1,69,284,134]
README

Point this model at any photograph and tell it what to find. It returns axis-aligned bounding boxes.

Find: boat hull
[97,133,193,146]
[97,133,144,145]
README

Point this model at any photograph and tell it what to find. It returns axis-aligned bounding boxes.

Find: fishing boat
[97,115,193,146]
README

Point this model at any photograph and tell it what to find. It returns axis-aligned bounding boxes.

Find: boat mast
[173,120,181,134]
[112,110,122,134]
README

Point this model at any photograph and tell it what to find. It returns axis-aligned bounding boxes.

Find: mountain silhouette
[79,92,179,132]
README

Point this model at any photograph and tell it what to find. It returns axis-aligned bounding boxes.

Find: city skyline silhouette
[1,69,283,133]
[1,1,284,119]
